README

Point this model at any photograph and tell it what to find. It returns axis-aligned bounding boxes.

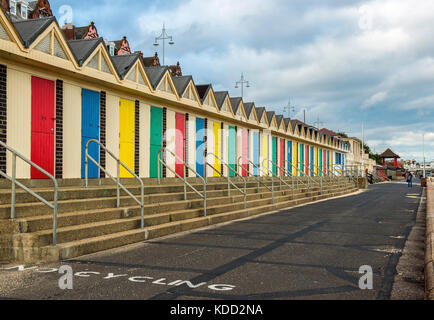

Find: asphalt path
[0,182,424,300]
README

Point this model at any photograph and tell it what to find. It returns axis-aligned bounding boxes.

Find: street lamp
[235,72,250,98]
[153,23,175,66]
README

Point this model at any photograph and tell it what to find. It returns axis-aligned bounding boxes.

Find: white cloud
[362,91,388,109]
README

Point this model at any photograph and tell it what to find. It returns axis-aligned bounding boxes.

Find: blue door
[287,141,292,174]
[310,146,314,176]
[81,89,100,179]
[196,117,205,177]
[253,132,259,176]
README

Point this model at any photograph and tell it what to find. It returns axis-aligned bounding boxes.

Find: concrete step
[14,183,353,232]
[0,177,353,204]
[0,180,352,219]
[31,184,355,247]
[41,187,358,261]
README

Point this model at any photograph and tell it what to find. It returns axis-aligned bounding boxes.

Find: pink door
[175,113,185,178]
[242,129,248,177]
[280,139,285,176]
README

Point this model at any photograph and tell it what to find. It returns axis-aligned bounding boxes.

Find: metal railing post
[0,141,59,246]
[11,154,16,220]
[117,160,121,208]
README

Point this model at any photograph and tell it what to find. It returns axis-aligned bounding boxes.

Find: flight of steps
[0,177,358,263]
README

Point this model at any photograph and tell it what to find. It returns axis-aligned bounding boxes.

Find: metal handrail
[316,164,345,189]
[85,139,145,229]
[237,156,275,204]
[263,159,295,200]
[300,163,323,187]
[313,163,333,183]
[285,160,311,191]
[206,153,247,209]
[157,148,207,216]
[0,140,59,246]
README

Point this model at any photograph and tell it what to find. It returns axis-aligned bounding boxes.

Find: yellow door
[213,122,221,177]
[119,99,135,178]
[293,142,298,176]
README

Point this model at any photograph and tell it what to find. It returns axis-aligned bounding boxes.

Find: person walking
[407,172,413,188]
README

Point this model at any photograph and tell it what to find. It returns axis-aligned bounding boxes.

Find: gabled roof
[145,66,168,90]
[214,91,230,110]
[111,53,140,79]
[284,118,291,131]
[68,38,104,66]
[380,148,400,159]
[195,84,211,103]
[266,111,275,125]
[243,102,255,119]
[256,107,266,122]
[275,115,284,129]
[290,120,299,133]
[319,128,339,137]
[13,16,55,47]
[230,97,243,114]
[172,75,193,97]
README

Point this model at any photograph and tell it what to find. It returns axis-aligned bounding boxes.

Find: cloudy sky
[51,0,434,162]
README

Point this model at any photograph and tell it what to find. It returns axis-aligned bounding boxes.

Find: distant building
[1,0,53,21]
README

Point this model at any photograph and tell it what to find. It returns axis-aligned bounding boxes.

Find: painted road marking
[0,265,236,292]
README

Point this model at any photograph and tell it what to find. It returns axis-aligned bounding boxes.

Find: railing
[285,160,312,191]
[338,165,362,187]
[85,139,145,229]
[263,159,295,200]
[206,153,247,209]
[157,148,207,216]
[0,140,59,245]
[238,156,275,204]
[300,163,324,192]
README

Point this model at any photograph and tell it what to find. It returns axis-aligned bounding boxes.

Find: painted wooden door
[299,144,304,174]
[262,135,268,176]
[319,148,322,177]
[150,106,163,178]
[228,126,236,177]
[213,122,221,177]
[195,117,205,177]
[31,77,55,179]
[287,141,292,174]
[81,89,100,179]
[305,145,309,175]
[253,132,259,176]
[175,113,185,178]
[293,142,298,176]
[272,137,277,176]
[241,129,248,177]
[310,146,314,176]
[119,99,135,178]
[280,139,285,176]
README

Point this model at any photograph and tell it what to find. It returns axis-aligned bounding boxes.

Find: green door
[300,144,304,174]
[228,126,236,177]
[272,137,277,175]
[150,106,163,178]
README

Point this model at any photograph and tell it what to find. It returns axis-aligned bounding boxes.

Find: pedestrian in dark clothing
[407,173,413,188]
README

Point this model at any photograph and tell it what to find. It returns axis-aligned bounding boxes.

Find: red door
[305,145,309,175]
[280,139,285,176]
[31,77,55,179]
[175,113,186,178]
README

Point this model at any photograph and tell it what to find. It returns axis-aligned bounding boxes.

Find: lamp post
[153,23,175,66]
[235,72,250,98]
